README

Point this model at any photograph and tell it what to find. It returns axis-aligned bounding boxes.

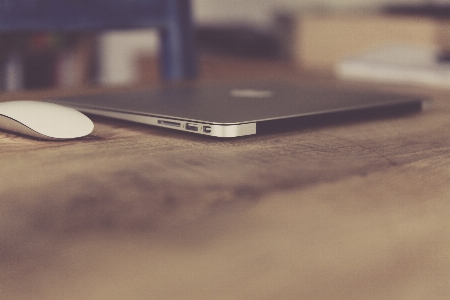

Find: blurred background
[1,0,450,90]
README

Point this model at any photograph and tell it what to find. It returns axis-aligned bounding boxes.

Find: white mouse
[0,100,94,140]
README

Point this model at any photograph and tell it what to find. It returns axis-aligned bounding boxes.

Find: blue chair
[0,0,197,81]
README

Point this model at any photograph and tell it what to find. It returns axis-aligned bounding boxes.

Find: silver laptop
[50,82,423,138]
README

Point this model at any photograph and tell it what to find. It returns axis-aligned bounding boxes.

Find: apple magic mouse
[0,100,94,140]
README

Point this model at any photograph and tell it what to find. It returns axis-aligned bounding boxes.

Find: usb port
[203,126,212,133]
[185,123,199,132]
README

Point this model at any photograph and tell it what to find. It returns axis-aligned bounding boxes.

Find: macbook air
[49,82,424,138]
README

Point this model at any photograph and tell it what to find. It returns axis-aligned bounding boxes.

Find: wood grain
[1,58,450,299]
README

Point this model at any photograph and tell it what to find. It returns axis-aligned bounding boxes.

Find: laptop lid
[49,82,424,138]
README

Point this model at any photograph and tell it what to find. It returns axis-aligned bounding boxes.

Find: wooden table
[1,57,450,299]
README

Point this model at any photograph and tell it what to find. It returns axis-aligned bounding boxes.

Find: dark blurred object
[196,26,281,59]
[0,0,197,82]
[384,3,450,18]
[0,33,95,90]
